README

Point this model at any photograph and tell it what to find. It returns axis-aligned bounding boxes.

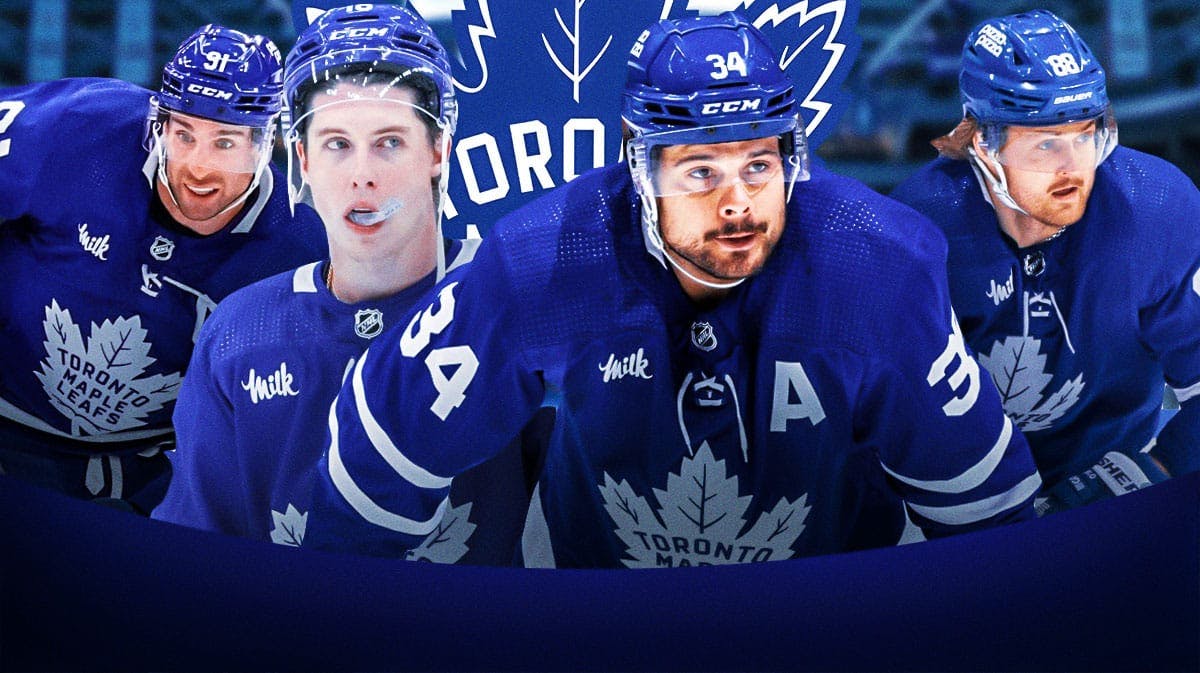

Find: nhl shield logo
[150,236,175,261]
[354,309,383,339]
[690,321,717,352]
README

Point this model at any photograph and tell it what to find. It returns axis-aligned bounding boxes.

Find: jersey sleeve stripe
[351,349,453,489]
[327,394,449,535]
[880,415,1014,494]
[1172,380,1200,404]
[907,472,1042,526]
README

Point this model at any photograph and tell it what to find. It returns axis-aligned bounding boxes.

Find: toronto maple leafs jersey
[304,162,1041,568]
[155,245,538,564]
[0,78,326,455]
[890,147,1200,486]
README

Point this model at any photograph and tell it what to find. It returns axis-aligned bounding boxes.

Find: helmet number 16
[707,52,748,80]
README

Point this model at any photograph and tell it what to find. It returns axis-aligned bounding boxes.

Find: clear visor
[155,110,274,175]
[630,122,805,199]
[980,111,1118,173]
[284,79,448,223]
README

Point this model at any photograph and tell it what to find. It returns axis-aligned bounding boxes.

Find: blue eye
[215,138,235,150]
[380,136,403,149]
[324,138,349,151]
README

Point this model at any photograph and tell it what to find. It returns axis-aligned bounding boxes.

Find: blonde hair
[930,117,978,161]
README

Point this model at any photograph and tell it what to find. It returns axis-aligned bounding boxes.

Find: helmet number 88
[707,52,748,80]
[1046,53,1082,77]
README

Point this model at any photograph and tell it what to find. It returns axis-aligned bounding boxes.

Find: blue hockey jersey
[155,245,539,565]
[306,162,1042,568]
[891,147,1200,485]
[0,78,326,453]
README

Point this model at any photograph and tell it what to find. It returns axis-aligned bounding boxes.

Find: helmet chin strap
[967,145,1029,215]
[638,191,746,291]
[434,128,453,282]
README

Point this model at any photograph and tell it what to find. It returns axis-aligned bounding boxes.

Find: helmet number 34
[707,52,748,80]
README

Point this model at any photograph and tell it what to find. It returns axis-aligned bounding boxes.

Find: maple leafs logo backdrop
[444,0,860,237]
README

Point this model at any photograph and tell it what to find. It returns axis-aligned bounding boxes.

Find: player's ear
[430,132,448,180]
[296,139,310,178]
[970,129,986,157]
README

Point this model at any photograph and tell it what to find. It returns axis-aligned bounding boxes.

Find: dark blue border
[1,472,1196,672]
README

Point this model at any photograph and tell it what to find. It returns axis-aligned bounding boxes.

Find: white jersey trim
[881,415,1013,494]
[351,349,453,489]
[292,262,320,294]
[326,395,449,536]
[908,472,1041,526]
[1172,379,1200,404]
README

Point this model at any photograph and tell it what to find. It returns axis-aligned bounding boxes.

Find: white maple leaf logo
[451,0,497,94]
[406,501,477,564]
[269,504,308,547]
[541,0,613,102]
[599,442,810,568]
[978,335,1085,432]
[35,300,182,436]
[753,1,849,135]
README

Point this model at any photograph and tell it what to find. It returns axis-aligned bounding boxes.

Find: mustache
[704,220,768,241]
[1048,178,1084,193]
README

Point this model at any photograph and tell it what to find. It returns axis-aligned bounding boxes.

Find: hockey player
[154,5,540,563]
[304,12,1042,567]
[890,10,1200,513]
[0,26,327,514]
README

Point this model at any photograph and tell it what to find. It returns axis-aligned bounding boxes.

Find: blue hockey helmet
[282,3,456,140]
[961,9,1107,127]
[157,24,284,128]
[960,9,1116,186]
[622,11,809,196]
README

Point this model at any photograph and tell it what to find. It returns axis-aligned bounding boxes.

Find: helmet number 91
[707,52,748,80]
[203,51,233,73]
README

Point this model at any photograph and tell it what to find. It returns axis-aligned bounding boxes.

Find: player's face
[298,85,442,262]
[655,136,787,288]
[157,113,261,235]
[993,120,1099,228]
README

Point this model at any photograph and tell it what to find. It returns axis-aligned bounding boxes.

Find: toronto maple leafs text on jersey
[304,163,1041,566]
[0,78,326,461]
[891,146,1200,485]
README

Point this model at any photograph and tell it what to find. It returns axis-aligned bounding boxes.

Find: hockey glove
[1035,450,1169,516]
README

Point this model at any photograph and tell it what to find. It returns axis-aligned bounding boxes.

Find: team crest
[690,321,717,352]
[599,442,810,568]
[977,335,1085,432]
[35,300,181,435]
[405,500,478,564]
[150,236,176,261]
[354,308,384,339]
